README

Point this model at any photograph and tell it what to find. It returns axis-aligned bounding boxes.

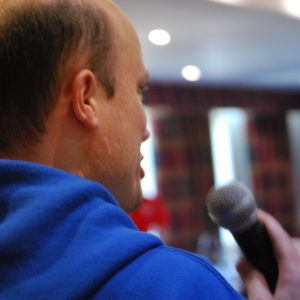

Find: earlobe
[71,69,99,130]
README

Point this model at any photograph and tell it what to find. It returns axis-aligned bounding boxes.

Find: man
[0,0,299,299]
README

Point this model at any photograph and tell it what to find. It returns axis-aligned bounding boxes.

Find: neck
[0,136,57,167]
[1,101,95,179]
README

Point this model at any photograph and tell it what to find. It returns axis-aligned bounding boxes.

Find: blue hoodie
[0,160,246,299]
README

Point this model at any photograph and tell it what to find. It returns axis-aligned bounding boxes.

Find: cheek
[116,105,145,147]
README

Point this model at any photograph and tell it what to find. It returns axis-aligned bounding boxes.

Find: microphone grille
[206,181,257,232]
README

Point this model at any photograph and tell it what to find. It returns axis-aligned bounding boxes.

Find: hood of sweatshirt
[0,160,162,299]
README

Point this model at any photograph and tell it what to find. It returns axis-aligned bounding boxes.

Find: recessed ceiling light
[181,65,202,82]
[285,0,300,18]
[148,29,171,46]
[210,0,242,6]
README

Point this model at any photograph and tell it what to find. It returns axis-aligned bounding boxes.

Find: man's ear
[71,69,101,129]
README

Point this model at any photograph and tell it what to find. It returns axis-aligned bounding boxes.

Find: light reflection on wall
[141,107,158,200]
[209,107,250,293]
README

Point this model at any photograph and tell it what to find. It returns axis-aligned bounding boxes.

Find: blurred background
[114,0,300,294]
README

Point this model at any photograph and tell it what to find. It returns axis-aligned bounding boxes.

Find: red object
[130,196,170,232]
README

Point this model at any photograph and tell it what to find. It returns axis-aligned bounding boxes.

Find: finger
[236,259,253,281]
[291,238,300,255]
[237,259,273,300]
[257,209,292,262]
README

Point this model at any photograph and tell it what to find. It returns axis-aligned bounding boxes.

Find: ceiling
[113,0,300,91]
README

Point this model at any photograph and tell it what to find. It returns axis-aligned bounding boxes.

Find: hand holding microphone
[206,181,300,299]
[237,209,300,300]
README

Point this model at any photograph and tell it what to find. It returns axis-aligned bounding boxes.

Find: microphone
[206,181,278,293]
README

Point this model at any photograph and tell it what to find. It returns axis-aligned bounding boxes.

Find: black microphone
[206,181,278,293]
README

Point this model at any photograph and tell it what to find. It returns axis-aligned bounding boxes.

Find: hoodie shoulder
[96,245,246,300]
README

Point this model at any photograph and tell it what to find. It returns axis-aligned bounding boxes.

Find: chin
[110,174,144,213]
[121,186,144,213]
[130,197,143,213]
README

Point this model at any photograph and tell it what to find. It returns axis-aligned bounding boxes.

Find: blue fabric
[0,160,246,299]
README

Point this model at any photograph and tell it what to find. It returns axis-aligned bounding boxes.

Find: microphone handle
[233,221,278,293]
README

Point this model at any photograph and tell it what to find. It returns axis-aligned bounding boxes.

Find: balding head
[0,0,149,211]
[0,0,120,153]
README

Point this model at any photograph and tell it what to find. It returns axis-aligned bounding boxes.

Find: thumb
[237,259,273,300]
